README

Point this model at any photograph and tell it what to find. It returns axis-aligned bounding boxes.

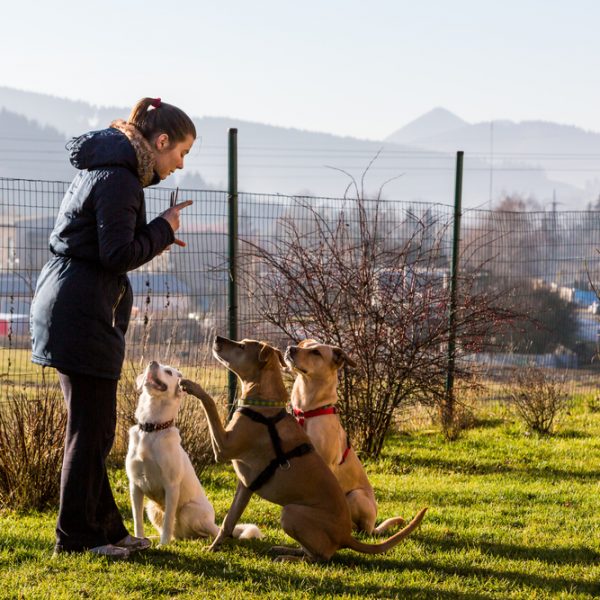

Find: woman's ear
[154,132,170,151]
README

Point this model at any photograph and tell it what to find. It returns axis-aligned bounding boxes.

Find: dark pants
[55,371,129,552]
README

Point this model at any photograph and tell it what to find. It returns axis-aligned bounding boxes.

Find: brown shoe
[114,534,152,552]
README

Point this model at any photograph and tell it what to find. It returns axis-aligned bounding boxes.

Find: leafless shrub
[240,181,513,456]
[434,381,480,440]
[506,368,569,434]
[0,379,66,510]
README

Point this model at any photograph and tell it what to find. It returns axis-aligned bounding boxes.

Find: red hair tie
[150,97,162,109]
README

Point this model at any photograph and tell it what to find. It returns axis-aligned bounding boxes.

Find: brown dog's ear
[259,343,287,368]
[298,338,318,348]
[331,347,358,369]
[273,347,287,368]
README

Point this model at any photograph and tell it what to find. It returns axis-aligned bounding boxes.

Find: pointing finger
[173,200,193,211]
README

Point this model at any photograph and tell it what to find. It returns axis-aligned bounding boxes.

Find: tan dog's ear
[298,338,318,348]
[332,347,358,369]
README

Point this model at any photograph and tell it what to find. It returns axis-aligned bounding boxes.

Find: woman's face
[153,134,195,180]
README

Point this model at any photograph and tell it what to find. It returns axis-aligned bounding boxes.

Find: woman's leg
[55,371,128,552]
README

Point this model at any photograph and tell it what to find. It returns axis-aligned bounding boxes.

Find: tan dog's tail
[373,516,407,535]
[344,508,427,554]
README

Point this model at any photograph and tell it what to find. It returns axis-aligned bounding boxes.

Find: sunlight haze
[2,0,599,139]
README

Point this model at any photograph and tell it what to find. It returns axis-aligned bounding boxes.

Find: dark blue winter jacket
[30,121,175,379]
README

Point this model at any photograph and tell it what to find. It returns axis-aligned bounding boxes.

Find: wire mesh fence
[1,177,600,403]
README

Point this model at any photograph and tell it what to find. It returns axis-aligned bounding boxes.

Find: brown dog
[179,335,426,562]
[285,339,406,535]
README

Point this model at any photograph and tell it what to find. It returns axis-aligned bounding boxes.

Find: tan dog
[179,336,426,562]
[126,361,261,545]
[285,340,405,535]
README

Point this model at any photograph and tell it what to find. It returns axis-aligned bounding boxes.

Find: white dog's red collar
[138,419,174,433]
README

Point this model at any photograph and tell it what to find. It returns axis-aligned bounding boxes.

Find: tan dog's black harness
[237,407,313,492]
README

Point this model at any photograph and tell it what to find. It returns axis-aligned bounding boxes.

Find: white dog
[125,361,262,545]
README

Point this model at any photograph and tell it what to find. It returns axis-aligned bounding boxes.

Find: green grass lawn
[1,398,599,599]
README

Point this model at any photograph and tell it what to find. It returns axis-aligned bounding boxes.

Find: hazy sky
[2,0,599,140]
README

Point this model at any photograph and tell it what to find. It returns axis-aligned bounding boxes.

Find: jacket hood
[68,120,158,187]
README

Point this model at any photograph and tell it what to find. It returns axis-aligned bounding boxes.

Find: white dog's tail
[232,524,262,539]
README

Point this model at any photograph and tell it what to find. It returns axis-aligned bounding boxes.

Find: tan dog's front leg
[209,480,253,552]
[179,378,242,461]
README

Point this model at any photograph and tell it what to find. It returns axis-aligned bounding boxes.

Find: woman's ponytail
[128,97,196,144]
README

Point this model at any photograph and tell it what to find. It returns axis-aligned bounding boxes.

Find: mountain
[386,107,468,146]
[0,109,75,182]
[0,86,592,208]
[385,111,600,195]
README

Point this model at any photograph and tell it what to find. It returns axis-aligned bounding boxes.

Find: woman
[30,97,196,558]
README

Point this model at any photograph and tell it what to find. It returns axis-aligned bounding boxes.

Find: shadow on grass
[394,454,600,481]
[357,556,599,597]
[334,537,600,597]
[553,429,593,439]
[126,533,600,599]
[414,534,600,566]
[130,540,490,600]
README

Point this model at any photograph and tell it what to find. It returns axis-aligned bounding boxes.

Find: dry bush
[0,380,66,510]
[395,381,481,439]
[506,368,569,434]
[241,188,512,456]
[112,359,214,475]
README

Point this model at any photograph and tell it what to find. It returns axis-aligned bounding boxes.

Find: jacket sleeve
[93,169,175,273]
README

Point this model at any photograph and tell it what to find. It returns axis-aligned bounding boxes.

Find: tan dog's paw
[179,378,205,398]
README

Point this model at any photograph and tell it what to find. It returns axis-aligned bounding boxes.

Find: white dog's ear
[332,347,357,369]
[135,372,146,391]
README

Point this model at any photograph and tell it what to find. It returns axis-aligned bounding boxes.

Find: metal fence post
[444,150,464,433]
[227,128,239,412]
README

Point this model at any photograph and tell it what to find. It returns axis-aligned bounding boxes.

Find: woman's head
[128,97,196,180]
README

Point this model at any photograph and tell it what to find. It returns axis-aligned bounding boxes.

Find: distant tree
[489,282,578,354]
[494,194,541,212]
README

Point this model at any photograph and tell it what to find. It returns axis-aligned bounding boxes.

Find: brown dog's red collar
[293,405,337,427]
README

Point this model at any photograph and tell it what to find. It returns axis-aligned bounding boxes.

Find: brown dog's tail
[344,508,427,554]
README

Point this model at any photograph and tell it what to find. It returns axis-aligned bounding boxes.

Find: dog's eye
[239,344,245,349]
[310,349,320,356]
[165,369,172,376]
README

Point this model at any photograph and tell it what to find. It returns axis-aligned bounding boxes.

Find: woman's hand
[160,200,193,247]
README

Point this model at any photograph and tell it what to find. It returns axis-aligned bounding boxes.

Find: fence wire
[1,177,600,401]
